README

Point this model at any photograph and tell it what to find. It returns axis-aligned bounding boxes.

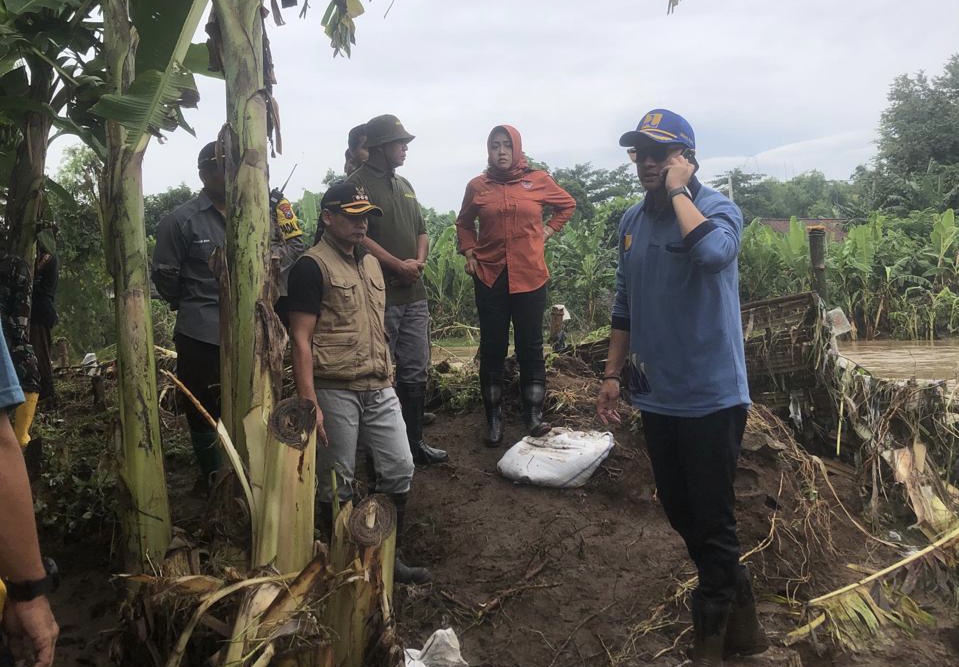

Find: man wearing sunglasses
[596,109,767,666]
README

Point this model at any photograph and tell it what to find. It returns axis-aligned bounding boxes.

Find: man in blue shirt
[596,109,767,666]
[0,326,58,666]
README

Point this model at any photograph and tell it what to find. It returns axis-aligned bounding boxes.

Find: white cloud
[701,130,876,184]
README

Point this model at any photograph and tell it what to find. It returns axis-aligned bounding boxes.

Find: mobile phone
[682,148,699,173]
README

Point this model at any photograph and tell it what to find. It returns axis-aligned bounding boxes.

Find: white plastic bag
[497,428,615,488]
[404,628,468,667]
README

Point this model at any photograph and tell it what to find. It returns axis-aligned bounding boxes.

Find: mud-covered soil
[32,362,959,666]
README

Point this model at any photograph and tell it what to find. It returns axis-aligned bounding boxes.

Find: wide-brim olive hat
[363,114,415,148]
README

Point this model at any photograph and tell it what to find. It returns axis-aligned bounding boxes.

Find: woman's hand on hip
[464,251,478,276]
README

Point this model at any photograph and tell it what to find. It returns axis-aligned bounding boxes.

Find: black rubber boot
[723,567,769,658]
[690,597,730,667]
[23,437,43,481]
[521,381,551,437]
[190,430,220,494]
[315,500,335,544]
[390,493,433,585]
[396,383,448,465]
[480,376,504,446]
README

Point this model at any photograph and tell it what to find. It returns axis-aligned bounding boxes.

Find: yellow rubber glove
[14,391,39,447]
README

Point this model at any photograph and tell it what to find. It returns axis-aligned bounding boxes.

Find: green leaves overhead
[91,65,198,143]
[321,0,366,57]
[130,0,206,74]
[92,0,209,148]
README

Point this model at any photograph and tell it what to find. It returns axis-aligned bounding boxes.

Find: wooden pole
[808,225,828,304]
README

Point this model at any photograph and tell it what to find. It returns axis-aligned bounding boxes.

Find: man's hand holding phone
[662,149,697,192]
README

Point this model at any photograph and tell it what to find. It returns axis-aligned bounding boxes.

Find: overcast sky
[48,0,959,213]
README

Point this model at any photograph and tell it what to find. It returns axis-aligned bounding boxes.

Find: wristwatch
[3,557,59,602]
[668,185,692,201]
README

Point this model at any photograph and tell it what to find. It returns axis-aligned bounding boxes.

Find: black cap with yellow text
[321,182,383,217]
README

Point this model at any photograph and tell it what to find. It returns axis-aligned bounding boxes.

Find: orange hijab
[485,124,531,183]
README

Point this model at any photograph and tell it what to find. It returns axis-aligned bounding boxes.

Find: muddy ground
[31,360,959,666]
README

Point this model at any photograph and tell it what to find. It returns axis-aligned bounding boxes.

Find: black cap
[321,182,383,217]
[197,141,218,169]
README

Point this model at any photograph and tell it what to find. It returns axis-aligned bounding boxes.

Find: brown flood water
[428,339,959,392]
[838,339,959,387]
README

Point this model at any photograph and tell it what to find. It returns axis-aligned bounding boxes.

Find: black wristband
[602,375,621,383]
[3,557,59,602]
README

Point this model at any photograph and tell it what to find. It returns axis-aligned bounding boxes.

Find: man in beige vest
[287,181,430,585]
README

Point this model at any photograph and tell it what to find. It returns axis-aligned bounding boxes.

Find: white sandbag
[404,628,469,666]
[497,428,615,488]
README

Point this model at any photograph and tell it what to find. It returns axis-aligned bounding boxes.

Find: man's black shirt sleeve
[285,256,324,315]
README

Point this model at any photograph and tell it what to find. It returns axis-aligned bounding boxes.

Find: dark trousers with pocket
[174,333,221,433]
[641,405,748,605]
[473,269,547,384]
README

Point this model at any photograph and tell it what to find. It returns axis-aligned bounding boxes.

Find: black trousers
[473,269,547,384]
[29,322,55,400]
[641,405,748,605]
[174,333,221,433]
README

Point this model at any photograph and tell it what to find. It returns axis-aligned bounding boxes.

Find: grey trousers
[315,387,415,502]
[384,299,431,385]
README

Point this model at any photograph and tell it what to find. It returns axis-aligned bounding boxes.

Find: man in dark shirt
[347,115,447,466]
[152,142,305,491]
[152,142,229,490]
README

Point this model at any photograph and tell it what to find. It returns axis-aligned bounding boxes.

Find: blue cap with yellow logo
[619,109,695,149]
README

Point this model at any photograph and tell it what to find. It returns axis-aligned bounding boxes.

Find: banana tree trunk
[212,0,277,468]
[100,0,171,571]
[2,53,52,259]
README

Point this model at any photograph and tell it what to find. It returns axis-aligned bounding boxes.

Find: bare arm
[289,312,328,447]
[416,233,429,265]
[0,411,58,666]
[596,328,630,425]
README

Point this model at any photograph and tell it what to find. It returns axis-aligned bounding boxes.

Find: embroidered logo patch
[521,180,533,190]
[623,234,632,251]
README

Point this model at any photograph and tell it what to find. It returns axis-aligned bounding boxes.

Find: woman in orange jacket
[456,125,576,444]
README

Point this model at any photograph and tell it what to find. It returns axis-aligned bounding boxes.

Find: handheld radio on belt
[271,164,303,241]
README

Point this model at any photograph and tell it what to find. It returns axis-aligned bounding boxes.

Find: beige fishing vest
[303,236,392,390]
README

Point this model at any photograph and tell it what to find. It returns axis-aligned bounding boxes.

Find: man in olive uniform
[287,182,430,585]
[346,114,447,466]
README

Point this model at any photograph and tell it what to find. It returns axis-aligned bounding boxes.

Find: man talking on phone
[596,109,767,666]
